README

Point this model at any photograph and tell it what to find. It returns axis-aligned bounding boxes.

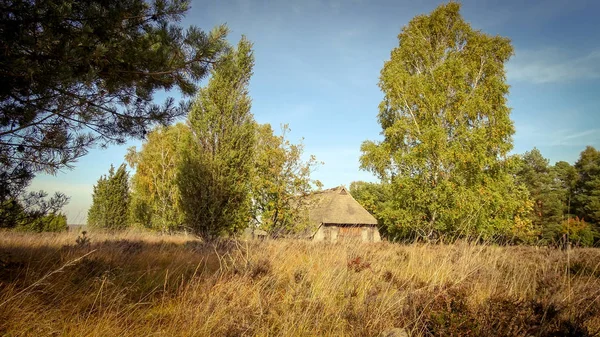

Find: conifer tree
[178,37,256,238]
[1,0,229,177]
[1,0,228,224]
[516,148,569,243]
[516,149,564,228]
[554,160,578,218]
[88,164,130,230]
[573,146,600,243]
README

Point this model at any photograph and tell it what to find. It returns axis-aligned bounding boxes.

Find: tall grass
[1,231,599,336]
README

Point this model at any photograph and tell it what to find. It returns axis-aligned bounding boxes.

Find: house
[253,229,268,240]
[240,227,269,240]
[307,186,381,243]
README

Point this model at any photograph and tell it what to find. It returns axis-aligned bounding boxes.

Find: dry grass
[1,230,599,336]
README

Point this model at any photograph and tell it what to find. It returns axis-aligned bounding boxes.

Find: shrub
[544,217,596,247]
[16,213,67,232]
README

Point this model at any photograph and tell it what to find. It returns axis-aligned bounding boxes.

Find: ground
[0,231,599,336]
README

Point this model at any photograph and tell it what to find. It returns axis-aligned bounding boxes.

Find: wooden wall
[313,225,381,243]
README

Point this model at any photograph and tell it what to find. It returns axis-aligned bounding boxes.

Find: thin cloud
[513,123,599,148]
[563,129,600,140]
[507,48,600,84]
[549,128,600,147]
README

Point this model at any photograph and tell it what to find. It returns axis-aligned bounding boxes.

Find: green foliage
[572,146,600,244]
[544,217,596,247]
[0,198,23,229]
[88,164,130,230]
[252,124,322,235]
[514,148,599,247]
[178,37,256,239]
[573,146,600,224]
[126,123,190,232]
[349,181,386,217]
[349,181,398,238]
[126,120,322,237]
[554,160,578,217]
[516,149,564,238]
[0,170,51,232]
[1,189,69,231]
[16,213,68,233]
[0,167,34,207]
[0,0,229,198]
[360,2,533,242]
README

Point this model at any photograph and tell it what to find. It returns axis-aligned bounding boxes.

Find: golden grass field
[1,230,599,336]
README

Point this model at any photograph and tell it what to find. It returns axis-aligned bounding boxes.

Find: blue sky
[30,0,600,224]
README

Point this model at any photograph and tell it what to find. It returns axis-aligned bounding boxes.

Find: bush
[544,217,596,247]
[16,213,67,232]
[1,190,69,231]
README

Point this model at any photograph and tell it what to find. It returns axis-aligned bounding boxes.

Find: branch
[402,96,422,136]
[107,58,217,77]
[0,114,55,137]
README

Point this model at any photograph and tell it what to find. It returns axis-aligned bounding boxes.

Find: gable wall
[313,224,381,243]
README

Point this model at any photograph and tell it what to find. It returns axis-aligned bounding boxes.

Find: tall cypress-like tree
[178,37,256,238]
[88,164,130,230]
[360,2,533,242]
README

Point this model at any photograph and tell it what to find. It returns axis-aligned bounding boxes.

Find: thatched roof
[307,186,378,226]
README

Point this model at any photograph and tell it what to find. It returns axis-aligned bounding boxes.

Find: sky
[30,0,600,224]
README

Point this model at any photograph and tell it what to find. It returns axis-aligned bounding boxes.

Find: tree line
[88,38,321,238]
[351,146,600,246]
[1,1,598,246]
[351,3,599,246]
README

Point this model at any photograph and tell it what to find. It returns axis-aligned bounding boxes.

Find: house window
[368,228,374,242]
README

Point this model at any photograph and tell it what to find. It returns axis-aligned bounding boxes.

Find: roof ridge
[310,185,344,195]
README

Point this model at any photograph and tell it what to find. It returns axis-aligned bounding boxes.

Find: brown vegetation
[1,231,599,336]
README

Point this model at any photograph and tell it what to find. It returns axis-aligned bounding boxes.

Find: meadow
[1,231,599,336]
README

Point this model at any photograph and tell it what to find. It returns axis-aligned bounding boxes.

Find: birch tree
[252,124,322,236]
[126,123,190,232]
[360,2,533,242]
